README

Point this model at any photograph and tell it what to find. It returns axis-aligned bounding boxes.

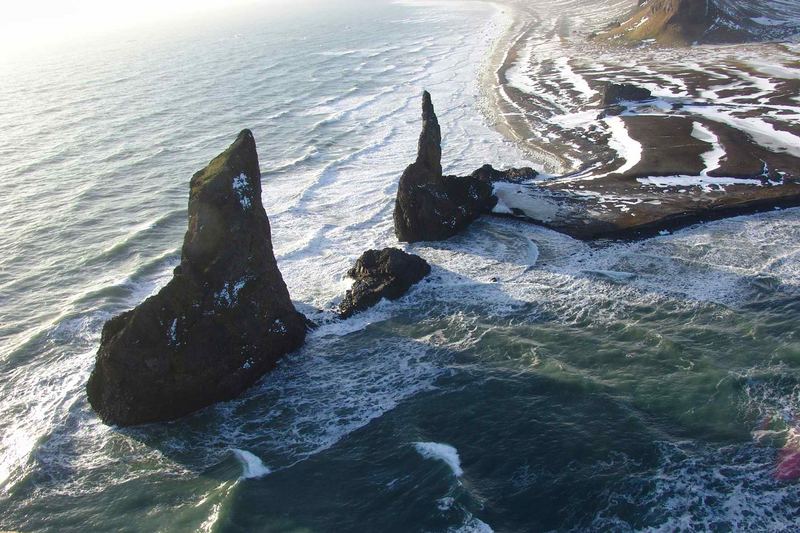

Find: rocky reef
[393,92,501,243]
[338,248,430,318]
[87,130,307,426]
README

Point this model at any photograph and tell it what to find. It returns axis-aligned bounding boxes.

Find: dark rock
[416,90,443,176]
[602,83,653,106]
[394,91,497,243]
[471,164,538,183]
[338,248,430,318]
[87,130,307,426]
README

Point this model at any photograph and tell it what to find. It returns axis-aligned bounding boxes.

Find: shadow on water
[3,252,800,532]
[113,334,665,533]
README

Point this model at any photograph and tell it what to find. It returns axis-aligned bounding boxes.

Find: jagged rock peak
[87,129,307,427]
[416,90,442,176]
[393,92,498,243]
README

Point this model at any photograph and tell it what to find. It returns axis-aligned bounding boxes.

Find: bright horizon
[0,0,304,56]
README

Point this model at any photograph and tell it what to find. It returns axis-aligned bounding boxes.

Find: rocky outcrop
[470,164,538,184]
[602,83,653,106]
[394,92,497,243]
[338,248,430,318]
[87,130,307,426]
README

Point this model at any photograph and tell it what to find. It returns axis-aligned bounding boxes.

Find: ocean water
[1,0,800,531]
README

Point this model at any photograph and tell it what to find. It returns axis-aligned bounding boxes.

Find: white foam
[453,515,494,533]
[231,449,271,479]
[690,106,800,158]
[750,17,787,27]
[414,442,463,477]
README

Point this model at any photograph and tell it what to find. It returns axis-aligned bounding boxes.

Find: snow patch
[605,117,642,175]
[232,173,252,209]
[168,318,178,345]
[216,278,247,307]
[554,57,597,99]
[691,122,725,176]
[637,175,765,192]
[492,182,559,222]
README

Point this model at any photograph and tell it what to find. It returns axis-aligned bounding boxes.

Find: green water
[1,0,799,531]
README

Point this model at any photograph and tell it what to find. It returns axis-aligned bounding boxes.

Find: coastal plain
[486,0,800,239]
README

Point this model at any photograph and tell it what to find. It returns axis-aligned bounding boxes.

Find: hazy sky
[1,0,297,55]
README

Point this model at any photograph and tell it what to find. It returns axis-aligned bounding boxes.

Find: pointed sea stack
[87,130,307,426]
[393,91,497,242]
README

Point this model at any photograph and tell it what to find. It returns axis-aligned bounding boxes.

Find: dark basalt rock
[602,83,653,106]
[471,164,538,184]
[338,248,430,318]
[87,130,307,426]
[394,91,497,243]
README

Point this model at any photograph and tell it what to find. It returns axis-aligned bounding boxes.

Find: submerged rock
[87,130,307,426]
[393,91,497,242]
[338,248,430,318]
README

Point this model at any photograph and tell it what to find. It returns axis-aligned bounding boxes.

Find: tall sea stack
[393,91,496,242]
[87,130,307,426]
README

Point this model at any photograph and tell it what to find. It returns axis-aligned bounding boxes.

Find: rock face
[338,248,430,318]
[602,0,800,45]
[602,83,653,106]
[393,92,497,243]
[87,130,307,426]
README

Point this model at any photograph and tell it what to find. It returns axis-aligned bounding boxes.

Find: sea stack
[393,91,497,242]
[87,130,307,426]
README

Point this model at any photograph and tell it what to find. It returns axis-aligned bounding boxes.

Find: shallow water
[1,1,800,531]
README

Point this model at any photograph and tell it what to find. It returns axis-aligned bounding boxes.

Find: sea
[1,0,800,531]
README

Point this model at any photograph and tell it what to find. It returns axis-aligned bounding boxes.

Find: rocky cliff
[87,130,307,426]
[602,0,799,45]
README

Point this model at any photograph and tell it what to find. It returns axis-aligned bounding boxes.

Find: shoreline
[477,2,543,166]
[478,1,577,174]
[469,0,800,241]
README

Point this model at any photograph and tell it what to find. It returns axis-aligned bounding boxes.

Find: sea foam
[414,442,463,477]
[231,449,271,480]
